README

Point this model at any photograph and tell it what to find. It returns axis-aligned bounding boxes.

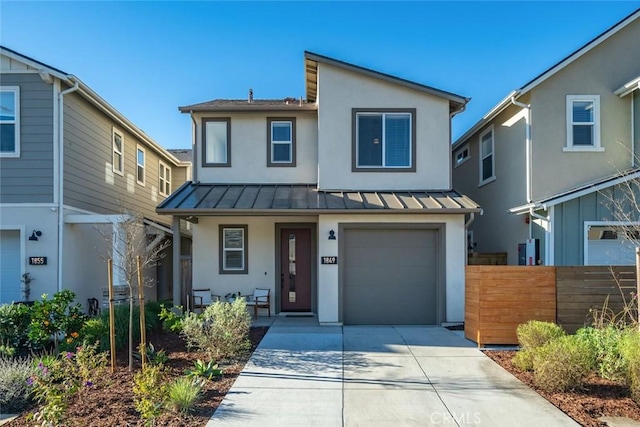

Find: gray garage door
[343,228,439,325]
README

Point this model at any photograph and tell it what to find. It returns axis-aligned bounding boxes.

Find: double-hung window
[136,145,146,186]
[202,118,231,167]
[158,160,171,196]
[455,144,470,167]
[112,128,124,175]
[565,95,602,151]
[219,225,248,274]
[353,109,415,171]
[479,125,495,185]
[267,117,296,166]
[0,87,20,157]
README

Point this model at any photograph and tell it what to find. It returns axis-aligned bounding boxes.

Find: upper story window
[0,87,20,157]
[267,117,296,167]
[479,125,495,186]
[352,109,416,172]
[455,144,470,167]
[564,95,603,152]
[112,128,124,175]
[136,145,146,186]
[202,118,231,167]
[159,160,171,197]
[219,225,248,274]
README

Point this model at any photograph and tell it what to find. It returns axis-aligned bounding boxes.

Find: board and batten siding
[0,73,54,203]
[62,92,180,225]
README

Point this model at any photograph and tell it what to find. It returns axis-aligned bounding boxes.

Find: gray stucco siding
[0,73,54,203]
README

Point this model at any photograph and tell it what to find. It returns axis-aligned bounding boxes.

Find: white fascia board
[0,47,69,81]
[508,203,538,215]
[614,76,640,97]
[65,214,124,224]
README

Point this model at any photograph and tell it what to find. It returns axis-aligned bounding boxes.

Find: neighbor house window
[202,118,231,167]
[219,225,248,274]
[455,144,470,167]
[112,128,124,175]
[136,145,145,186]
[565,95,602,151]
[158,160,171,196]
[352,109,416,171]
[0,87,20,157]
[267,117,296,166]
[479,125,495,185]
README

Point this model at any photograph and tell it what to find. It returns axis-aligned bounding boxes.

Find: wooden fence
[468,252,508,265]
[465,266,556,346]
[465,265,638,345]
[556,266,637,333]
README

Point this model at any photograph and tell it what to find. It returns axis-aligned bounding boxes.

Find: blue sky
[1,1,639,149]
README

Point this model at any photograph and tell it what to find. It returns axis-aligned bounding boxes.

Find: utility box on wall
[518,239,540,265]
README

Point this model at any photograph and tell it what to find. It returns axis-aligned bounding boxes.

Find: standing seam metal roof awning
[156,183,481,215]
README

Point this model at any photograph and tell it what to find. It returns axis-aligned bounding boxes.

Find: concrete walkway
[207,318,578,426]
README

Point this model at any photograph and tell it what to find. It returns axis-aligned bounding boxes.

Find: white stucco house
[158,52,480,325]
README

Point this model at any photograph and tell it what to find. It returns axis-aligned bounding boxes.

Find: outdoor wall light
[328,230,336,240]
[28,230,42,241]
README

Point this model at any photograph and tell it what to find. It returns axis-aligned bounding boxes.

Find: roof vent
[284,97,297,105]
[248,88,253,103]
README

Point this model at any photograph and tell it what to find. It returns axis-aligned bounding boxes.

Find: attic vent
[248,88,253,103]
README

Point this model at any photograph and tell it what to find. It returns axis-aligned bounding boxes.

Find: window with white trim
[455,144,470,167]
[267,118,296,166]
[219,225,248,274]
[112,128,124,175]
[479,126,495,185]
[0,87,20,157]
[136,145,146,186]
[353,109,415,171]
[158,160,171,196]
[565,95,602,151]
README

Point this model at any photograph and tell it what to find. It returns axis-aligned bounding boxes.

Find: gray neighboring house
[452,9,640,266]
[0,46,192,307]
[158,51,481,325]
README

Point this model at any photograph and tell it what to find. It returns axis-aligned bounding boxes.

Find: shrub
[135,343,169,366]
[620,329,640,404]
[28,290,87,352]
[144,300,163,331]
[576,326,628,381]
[0,303,31,355]
[165,377,203,414]
[133,365,167,424]
[81,317,110,351]
[185,359,223,380]
[159,303,184,333]
[533,334,596,392]
[513,320,566,371]
[181,299,251,359]
[0,356,34,413]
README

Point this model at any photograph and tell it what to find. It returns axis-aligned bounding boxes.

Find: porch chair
[191,288,220,313]
[245,288,271,317]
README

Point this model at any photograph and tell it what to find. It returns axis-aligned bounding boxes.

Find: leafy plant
[181,299,251,360]
[576,326,628,381]
[81,317,110,351]
[28,290,87,353]
[165,376,203,414]
[159,303,184,333]
[135,342,169,366]
[620,329,640,404]
[185,359,222,380]
[0,356,34,413]
[144,300,163,331]
[0,302,32,355]
[533,334,596,392]
[513,320,565,371]
[133,365,167,425]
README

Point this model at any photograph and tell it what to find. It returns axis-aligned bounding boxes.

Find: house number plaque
[29,256,47,265]
[321,256,337,265]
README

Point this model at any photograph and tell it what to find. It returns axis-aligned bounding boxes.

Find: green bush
[0,356,34,413]
[181,299,251,360]
[159,304,184,333]
[533,334,596,392]
[165,377,203,414]
[620,329,640,404]
[81,317,110,351]
[28,290,87,352]
[185,359,223,380]
[0,303,31,355]
[513,320,566,371]
[576,326,628,381]
[144,300,163,331]
[133,365,167,424]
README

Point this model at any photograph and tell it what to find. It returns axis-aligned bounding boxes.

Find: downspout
[450,102,467,191]
[632,91,636,168]
[190,111,198,183]
[57,80,80,292]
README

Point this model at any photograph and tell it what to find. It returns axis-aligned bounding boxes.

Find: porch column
[172,216,182,307]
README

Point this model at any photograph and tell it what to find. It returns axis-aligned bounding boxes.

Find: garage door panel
[0,230,22,304]
[343,228,439,325]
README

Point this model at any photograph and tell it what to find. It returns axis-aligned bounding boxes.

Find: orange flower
[71,332,79,338]
[44,320,50,326]
[66,337,73,343]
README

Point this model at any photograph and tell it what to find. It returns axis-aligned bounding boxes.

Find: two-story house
[158,51,480,325]
[0,46,192,307]
[452,9,640,267]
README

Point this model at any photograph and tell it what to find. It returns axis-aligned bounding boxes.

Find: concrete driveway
[207,319,578,426]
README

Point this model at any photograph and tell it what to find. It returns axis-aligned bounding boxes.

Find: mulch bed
[484,350,640,427]
[5,327,268,427]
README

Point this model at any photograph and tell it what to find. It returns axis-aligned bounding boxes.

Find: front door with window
[280,228,312,312]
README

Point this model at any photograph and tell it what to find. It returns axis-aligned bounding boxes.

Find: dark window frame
[202,117,231,167]
[219,224,248,274]
[351,108,416,172]
[266,117,297,167]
